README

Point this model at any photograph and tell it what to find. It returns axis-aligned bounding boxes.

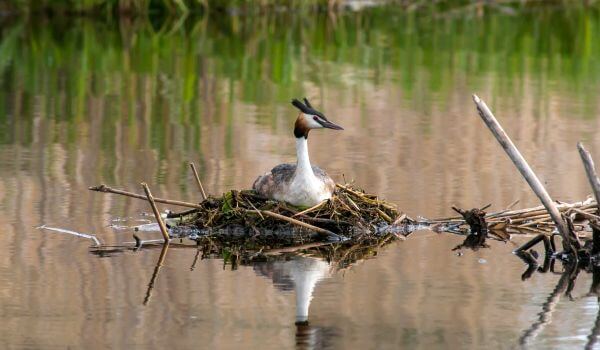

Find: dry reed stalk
[472,94,573,252]
[570,207,600,222]
[293,200,327,217]
[376,208,393,223]
[336,184,396,211]
[189,162,208,200]
[256,210,337,237]
[141,183,171,243]
[90,184,202,209]
[578,143,600,209]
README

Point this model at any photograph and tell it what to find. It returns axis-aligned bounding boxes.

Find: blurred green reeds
[1,0,598,15]
[0,7,599,151]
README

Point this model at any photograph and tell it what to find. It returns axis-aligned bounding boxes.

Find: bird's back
[252,163,335,202]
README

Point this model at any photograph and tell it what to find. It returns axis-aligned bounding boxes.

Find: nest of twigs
[166,183,412,242]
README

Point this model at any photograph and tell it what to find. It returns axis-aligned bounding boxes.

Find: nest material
[167,183,409,239]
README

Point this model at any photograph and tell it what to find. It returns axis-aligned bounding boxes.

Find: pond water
[1,6,600,349]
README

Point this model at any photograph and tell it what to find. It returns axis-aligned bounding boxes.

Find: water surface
[1,6,600,349]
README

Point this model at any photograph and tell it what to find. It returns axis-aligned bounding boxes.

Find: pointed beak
[320,119,344,130]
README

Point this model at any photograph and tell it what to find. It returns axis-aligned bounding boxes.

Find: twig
[37,225,101,246]
[578,143,600,211]
[505,199,520,210]
[142,183,170,243]
[392,213,407,226]
[257,210,338,238]
[487,204,548,219]
[90,184,202,209]
[336,184,396,211]
[480,203,492,211]
[570,207,600,222]
[344,194,362,212]
[246,200,264,220]
[376,208,393,223]
[577,142,600,256]
[259,241,333,256]
[517,216,553,228]
[472,94,573,253]
[293,200,327,217]
[189,162,208,201]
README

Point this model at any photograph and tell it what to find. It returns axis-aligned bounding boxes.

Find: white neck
[295,137,314,178]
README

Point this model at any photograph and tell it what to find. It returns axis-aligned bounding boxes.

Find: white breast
[279,173,331,207]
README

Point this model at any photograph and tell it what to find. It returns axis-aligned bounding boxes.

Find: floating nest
[164,183,414,246]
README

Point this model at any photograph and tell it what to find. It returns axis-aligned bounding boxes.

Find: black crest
[291,98,328,120]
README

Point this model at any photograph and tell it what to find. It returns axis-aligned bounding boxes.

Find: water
[1,6,600,349]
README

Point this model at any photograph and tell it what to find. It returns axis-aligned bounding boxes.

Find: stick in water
[37,225,101,246]
[577,142,600,255]
[472,94,573,252]
[578,142,600,209]
[189,162,208,200]
[89,184,202,209]
[141,183,170,243]
[257,210,339,238]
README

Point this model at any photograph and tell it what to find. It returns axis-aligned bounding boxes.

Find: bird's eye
[313,116,319,121]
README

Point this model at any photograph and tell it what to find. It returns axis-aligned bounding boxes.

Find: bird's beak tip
[326,122,344,130]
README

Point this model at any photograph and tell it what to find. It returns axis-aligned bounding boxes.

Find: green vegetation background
[0,3,599,174]
[2,0,597,14]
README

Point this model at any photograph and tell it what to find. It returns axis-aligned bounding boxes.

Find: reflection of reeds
[2,8,600,146]
[3,0,599,14]
[2,0,334,14]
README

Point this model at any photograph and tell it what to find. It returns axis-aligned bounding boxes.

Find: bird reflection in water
[253,255,337,349]
[90,227,403,349]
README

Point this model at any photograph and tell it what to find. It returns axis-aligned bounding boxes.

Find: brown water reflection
[2,6,600,349]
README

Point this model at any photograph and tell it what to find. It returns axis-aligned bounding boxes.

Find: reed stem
[142,182,171,243]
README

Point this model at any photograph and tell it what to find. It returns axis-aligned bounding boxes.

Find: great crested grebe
[253,98,343,207]
[253,255,330,324]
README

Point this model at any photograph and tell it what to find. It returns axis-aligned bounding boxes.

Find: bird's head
[292,98,343,139]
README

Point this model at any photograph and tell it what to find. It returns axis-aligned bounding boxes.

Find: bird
[252,255,331,324]
[253,98,344,207]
